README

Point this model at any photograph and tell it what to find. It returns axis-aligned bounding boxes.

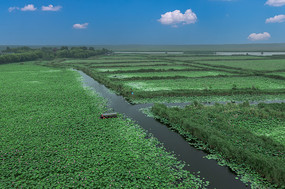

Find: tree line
[0,46,112,65]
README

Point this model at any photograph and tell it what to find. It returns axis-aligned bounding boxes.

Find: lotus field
[45,53,285,104]
[94,65,193,72]
[124,76,285,91]
[0,63,207,188]
[28,53,285,187]
[107,70,236,79]
[151,102,285,188]
[198,59,285,71]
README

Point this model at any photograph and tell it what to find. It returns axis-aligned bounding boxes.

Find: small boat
[100,113,118,119]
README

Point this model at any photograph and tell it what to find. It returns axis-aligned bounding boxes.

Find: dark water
[77,70,251,189]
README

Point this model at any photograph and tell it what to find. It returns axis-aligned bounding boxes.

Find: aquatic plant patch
[0,63,207,188]
[130,94,285,104]
[198,59,285,71]
[94,65,193,72]
[269,72,285,78]
[90,62,172,67]
[151,103,285,188]
[107,71,236,79]
[166,55,265,62]
[124,77,285,92]
[61,59,161,65]
[42,54,285,104]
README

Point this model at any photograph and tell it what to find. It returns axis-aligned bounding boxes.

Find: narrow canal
[77,70,250,189]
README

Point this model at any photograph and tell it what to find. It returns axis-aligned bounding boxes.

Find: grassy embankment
[150,102,285,188]
[0,63,207,188]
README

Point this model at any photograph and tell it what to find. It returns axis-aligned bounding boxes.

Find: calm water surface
[216,52,285,56]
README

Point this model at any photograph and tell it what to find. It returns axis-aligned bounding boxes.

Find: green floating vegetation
[94,65,192,72]
[124,76,285,91]
[151,102,285,188]
[269,72,285,78]
[42,53,285,105]
[107,70,236,79]
[130,94,285,104]
[165,55,265,61]
[61,59,162,65]
[0,63,207,188]
[91,62,172,67]
[198,59,285,71]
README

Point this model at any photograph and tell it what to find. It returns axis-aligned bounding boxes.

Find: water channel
[216,52,285,56]
[114,51,285,56]
[76,70,257,189]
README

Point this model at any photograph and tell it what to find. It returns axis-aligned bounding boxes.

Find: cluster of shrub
[0,46,112,65]
[151,102,285,187]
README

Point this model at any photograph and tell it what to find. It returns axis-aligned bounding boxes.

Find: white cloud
[8,7,19,12]
[21,4,37,11]
[248,32,271,41]
[158,9,197,27]
[73,23,89,29]
[42,5,62,11]
[265,0,285,7]
[266,14,285,23]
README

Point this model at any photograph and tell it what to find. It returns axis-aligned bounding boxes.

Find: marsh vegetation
[1,47,285,188]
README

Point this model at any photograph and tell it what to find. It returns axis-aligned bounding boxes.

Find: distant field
[2,44,285,52]
[107,71,237,79]
[165,56,265,62]
[61,59,162,65]
[198,59,285,71]
[91,62,173,67]
[94,65,195,72]
[42,53,285,103]
[131,94,285,104]
[269,72,285,77]
[124,76,285,91]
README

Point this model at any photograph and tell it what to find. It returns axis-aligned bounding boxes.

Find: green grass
[0,63,207,188]
[107,71,237,79]
[198,59,285,71]
[124,76,285,91]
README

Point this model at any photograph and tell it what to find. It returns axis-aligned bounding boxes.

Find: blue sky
[1,0,285,45]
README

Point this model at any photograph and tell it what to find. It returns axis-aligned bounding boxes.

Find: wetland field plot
[53,53,285,104]
[0,63,207,188]
[41,53,285,188]
[151,102,285,188]
[196,59,285,71]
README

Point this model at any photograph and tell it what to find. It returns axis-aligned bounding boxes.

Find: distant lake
[114,51,184,54]
[216,52,285,56]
